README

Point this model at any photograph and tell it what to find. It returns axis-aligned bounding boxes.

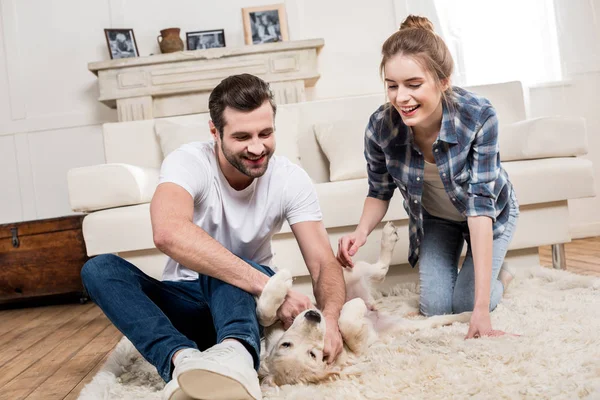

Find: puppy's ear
[259,363,279,387]
[258,362,269,379]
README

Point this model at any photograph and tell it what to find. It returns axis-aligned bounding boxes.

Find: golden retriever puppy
[257,222,471,386]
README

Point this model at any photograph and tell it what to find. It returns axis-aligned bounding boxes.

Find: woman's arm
[467,216,493,310]
[337,197,389,267]
[355,197,390,238]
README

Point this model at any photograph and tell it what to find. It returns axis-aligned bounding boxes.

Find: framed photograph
[186,29,226,50]
[242,4,289,45]
[104,29,139,59]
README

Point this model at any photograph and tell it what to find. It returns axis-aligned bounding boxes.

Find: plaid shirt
[365,86,519,267]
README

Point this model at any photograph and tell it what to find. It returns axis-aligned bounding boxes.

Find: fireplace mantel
[88,39,324,121]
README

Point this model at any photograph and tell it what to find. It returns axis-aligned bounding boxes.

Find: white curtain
[402,0,563,87]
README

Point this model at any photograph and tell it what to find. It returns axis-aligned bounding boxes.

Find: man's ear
[208,121,219,140]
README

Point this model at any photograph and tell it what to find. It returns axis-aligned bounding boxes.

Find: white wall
[0,0,598,239]
[0,0,398,224]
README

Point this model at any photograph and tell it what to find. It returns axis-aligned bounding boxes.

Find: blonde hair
[380,15,454,101]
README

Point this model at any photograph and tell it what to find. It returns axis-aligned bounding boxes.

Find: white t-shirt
[158,141,322,281]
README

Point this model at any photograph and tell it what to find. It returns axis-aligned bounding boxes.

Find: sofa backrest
[102,81,526,183]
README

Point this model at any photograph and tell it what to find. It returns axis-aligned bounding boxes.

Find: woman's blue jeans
[418,208,518,316]
[80,254,274,382]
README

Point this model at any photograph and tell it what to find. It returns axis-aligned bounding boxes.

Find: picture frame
[186,29,226,50]
[104,29,139,59]
[242,4,289,45]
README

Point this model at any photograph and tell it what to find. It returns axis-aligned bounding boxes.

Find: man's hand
[276,289,313,329]
[323,315,343,364]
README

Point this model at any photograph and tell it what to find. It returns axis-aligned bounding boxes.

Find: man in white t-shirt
[81,74,346,400]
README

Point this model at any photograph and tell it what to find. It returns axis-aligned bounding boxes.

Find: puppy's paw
[257,269,293,327]
[339,298,374,354]
[341,297,368,321]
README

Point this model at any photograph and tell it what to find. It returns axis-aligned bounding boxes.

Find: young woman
[337,15,519,339]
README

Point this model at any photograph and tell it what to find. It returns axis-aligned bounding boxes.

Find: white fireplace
[88,39,324,121]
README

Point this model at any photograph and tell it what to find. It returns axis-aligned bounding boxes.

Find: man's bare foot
[498,264,515,291]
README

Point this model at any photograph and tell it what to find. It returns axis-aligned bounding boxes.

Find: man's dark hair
[209,74,276,138]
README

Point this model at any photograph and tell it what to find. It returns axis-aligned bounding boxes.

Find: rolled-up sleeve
[364,114,396,201]
[466,107,500,220]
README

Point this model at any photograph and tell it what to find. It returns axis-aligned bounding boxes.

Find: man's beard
[221,141,272,178]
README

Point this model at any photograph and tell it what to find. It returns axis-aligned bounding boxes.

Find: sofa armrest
[68,163,159,212]
[500,116,588,161]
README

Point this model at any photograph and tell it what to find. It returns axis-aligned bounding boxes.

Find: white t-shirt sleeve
[283,166,323,226]
[158,145,211,203]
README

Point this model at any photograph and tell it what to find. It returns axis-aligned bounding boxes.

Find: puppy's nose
[304,310,321,323]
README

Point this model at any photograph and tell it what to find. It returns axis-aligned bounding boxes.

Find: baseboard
[570,222,600,239]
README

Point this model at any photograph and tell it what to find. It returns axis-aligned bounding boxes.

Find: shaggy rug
[77,265,600,400]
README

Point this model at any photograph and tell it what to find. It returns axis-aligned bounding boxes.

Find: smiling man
[80,74,345,400]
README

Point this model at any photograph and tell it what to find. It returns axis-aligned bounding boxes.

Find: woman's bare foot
[498,264,515,291]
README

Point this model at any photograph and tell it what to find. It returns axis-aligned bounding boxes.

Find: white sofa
[68,81,596,294]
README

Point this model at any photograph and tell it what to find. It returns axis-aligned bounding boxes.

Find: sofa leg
[552,243,567,270]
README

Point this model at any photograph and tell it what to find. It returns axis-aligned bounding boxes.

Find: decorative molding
[89,39,324,73]
[0,109,116,136]
[0,0,118,136]
[13,133,37,220]
[270,81,305,104]
[0,0,26,120]
[270,55,299,73]
[117,96,153,121]
[89,39,324,121]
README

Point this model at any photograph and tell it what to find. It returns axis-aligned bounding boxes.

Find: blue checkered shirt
[365,86,519,267]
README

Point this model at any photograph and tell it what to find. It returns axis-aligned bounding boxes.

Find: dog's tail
[373,311,472,333]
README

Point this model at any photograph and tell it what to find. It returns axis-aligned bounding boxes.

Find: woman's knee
[452,281,503,313]
[420,294,453,317]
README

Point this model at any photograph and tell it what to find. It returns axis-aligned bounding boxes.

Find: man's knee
[81,254,129,292]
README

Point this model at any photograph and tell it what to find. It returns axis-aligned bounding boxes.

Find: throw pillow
[313,120,367,182]
[154,119,212,158]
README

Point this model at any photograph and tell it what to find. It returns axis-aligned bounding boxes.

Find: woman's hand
[336,230,367,268]
[465,305,509,339]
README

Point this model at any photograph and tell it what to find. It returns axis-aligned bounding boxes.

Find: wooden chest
[0,215,89,304]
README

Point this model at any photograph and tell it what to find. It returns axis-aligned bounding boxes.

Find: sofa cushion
[68,164,159,212]
[82,157,594,257]
[154,119,212,158]
[311,114,588,185]
[313,120,368,182]
[83,203,154,256]
[503,157,595,205]
[499,116,587,161]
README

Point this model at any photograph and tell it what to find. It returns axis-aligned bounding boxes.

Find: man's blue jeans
[418,207,519,316]
[81,254,275,382]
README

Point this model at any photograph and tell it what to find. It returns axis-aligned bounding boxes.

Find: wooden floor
[1,237,599,400]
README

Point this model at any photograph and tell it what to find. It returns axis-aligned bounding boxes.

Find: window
[433,0,562,87]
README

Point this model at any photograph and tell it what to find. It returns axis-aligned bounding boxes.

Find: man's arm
[150,182,270,296]
[290,221,345,320]
[291,220,345,363]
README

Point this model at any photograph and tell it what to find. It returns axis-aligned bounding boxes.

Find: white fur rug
[77,265,600,400]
